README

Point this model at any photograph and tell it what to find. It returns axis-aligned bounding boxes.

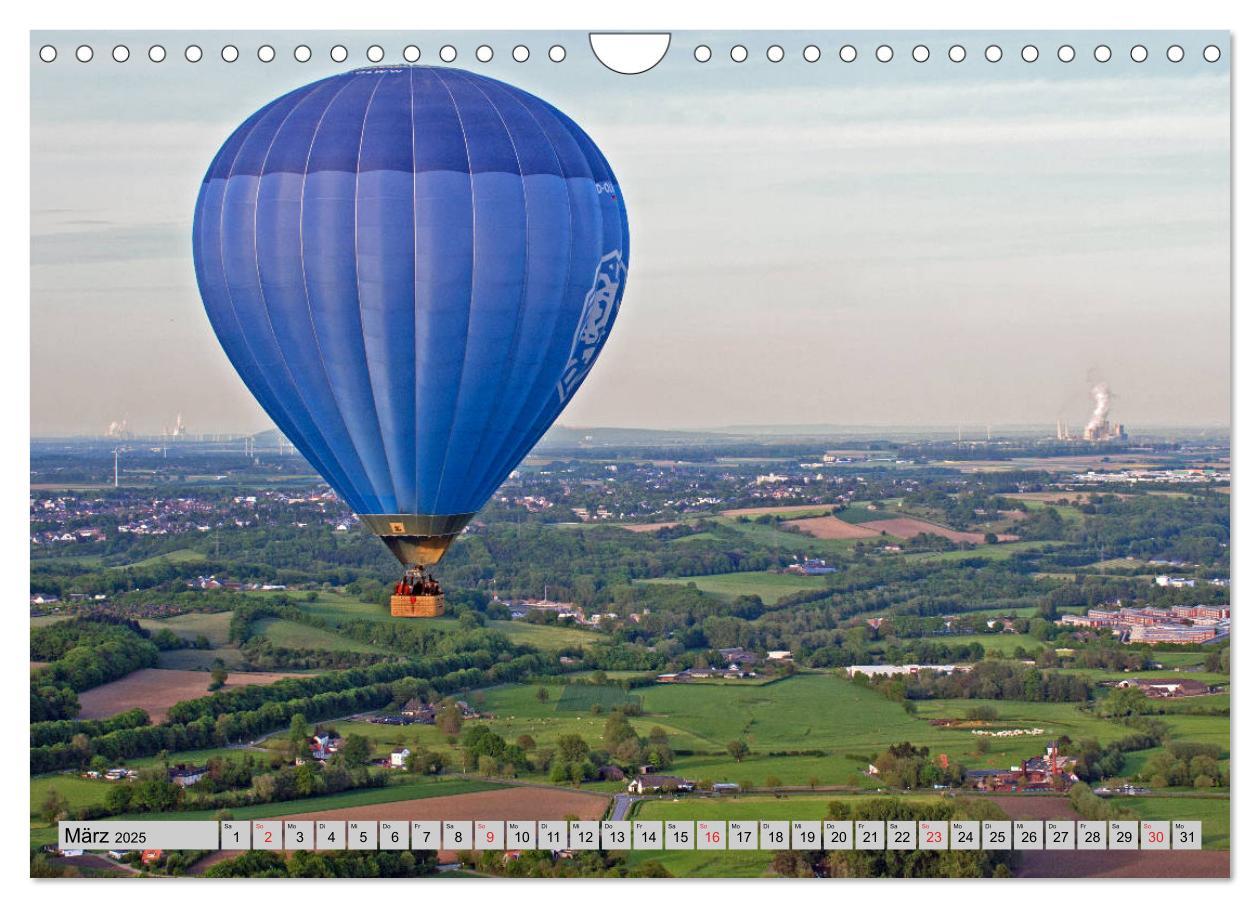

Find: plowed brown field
[783,516,880,539]
[77,668,304,722]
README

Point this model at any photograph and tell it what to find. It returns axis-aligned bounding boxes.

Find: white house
[390,747,411,768]
[627,773,694,794]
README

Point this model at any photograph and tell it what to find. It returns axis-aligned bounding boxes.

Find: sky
[30,30,1231,436]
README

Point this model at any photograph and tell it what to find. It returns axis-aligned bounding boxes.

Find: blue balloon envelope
[193,67,628,565]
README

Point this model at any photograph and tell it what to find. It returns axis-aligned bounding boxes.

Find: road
[610,794,638,820]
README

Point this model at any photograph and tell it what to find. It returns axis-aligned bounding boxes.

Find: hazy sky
[30,30,1231,435]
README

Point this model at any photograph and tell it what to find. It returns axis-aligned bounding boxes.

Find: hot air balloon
[193,66,628,615]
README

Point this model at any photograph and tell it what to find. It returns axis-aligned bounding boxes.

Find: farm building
[400,699,437,722]
[717,647,758,666]
[628,774,695,794]
[1115,678,1212,698]
[965,742,1077,792]
[169,766,207,787]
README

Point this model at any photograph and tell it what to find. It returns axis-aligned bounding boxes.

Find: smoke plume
[1085,382,1111,435]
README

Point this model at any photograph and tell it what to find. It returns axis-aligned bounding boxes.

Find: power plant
[1056,382,1126,442]
[163,413,188,438]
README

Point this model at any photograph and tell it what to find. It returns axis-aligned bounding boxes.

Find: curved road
[610,794,638,820]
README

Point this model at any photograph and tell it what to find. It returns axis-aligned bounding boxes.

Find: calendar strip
[59,819,1202,852]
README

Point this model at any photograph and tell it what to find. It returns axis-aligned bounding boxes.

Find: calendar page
[27,24,1231,884]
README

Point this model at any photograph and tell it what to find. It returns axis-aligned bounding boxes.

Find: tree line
[31,707,150,748]
[853,660,1094,704]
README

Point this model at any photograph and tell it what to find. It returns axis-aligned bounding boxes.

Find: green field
[937,633,1048,656]
[124,548,209,569]
[248,589,388,625]
[903,541,1067,563]
[255,617,393,654]
[1149,651,1216,669]
[157,647,247,671]
[488,620,602,652]
[319,720,458,757]
[670,751,869,790]
[139,610,234,646]
[1155,713,1232,752]
[138,611,243,668]
[31,775,119,819]
[639,571,830,603]
[556,685,642,712]
[1067,667,1228,687]
[635,674,922,753]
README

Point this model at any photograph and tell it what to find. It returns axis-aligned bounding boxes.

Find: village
[29,487,352,548]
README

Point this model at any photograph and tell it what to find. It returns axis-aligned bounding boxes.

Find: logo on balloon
[557,249,626,403]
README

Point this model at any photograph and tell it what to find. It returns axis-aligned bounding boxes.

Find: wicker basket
[389,594,445,618]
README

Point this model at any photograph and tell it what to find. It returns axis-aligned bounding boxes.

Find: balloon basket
[390,594,445,618]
